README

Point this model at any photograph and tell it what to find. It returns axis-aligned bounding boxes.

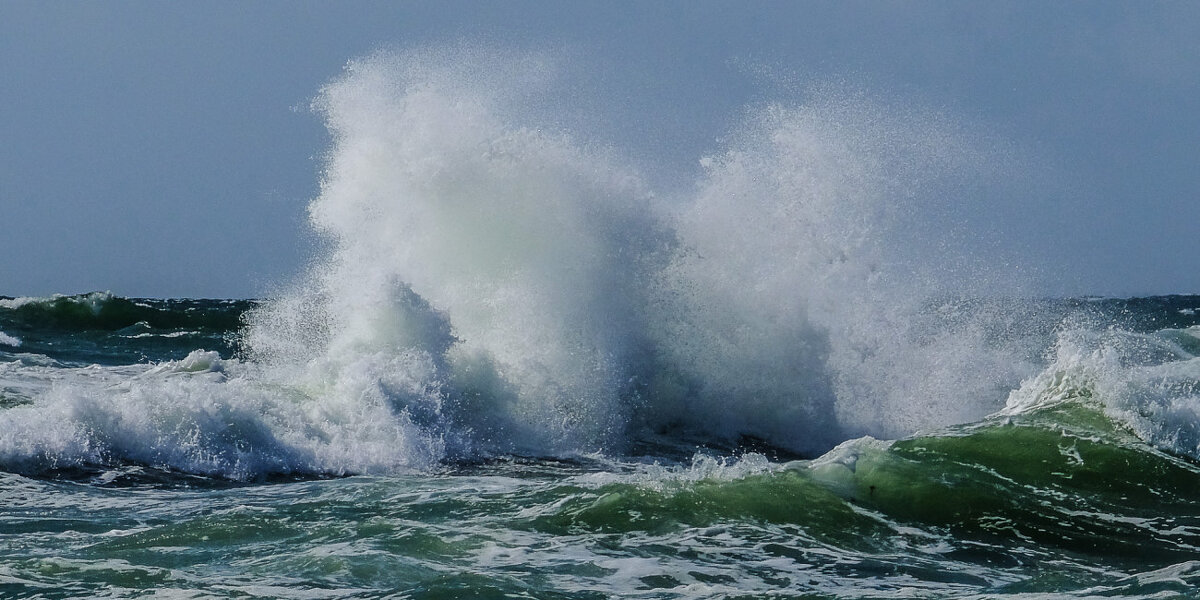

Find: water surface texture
[3,49,1198,599]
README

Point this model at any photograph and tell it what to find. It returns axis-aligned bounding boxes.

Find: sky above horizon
[2,1,1197,299]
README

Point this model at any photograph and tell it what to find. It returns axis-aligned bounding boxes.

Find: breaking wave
[1,46,1197,480]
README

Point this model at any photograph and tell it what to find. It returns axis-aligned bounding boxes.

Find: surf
[234,45,1054,464]
[1,46,1198,483]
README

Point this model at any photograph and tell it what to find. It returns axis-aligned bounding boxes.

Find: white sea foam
[643,96,1038,451]
[0,350,444,478]
[236,45,1040,464]
[1,46,1056,476]
[0,297,37,309]
[0,331,20,347]
[1004,325,1200,459]
[0,291,114,313]
[244,46,671,458]
[121,331,198,339]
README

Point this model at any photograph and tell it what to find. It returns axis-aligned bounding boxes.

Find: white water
[1005,323,1200,459]
[243,47,1042,460]
[0,351,445,477]
[13,46,1180,478]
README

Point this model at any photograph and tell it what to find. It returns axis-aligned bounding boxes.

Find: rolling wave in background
[2,46,1198,598]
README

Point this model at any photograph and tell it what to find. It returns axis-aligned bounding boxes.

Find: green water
[4,411,1198,598]
[2,294,1199,598]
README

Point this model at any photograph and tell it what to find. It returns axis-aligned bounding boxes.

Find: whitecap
[0,331,20,347]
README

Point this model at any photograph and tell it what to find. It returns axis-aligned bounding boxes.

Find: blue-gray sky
[2,1,1197,298]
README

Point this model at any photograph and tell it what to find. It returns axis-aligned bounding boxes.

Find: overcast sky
[2,1,1197,298]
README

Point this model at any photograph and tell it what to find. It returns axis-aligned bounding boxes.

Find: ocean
[2,293,1198,598]
[3,48,1199,598]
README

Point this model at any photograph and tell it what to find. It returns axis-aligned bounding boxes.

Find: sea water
[2,47,1198,599]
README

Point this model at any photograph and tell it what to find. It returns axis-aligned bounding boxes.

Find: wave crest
[10,46,1191,478]
[239,46,1039,463]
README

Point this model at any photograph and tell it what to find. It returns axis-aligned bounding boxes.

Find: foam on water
[0,291,112,312]
[0,331,20,347]
[1005,323,1200,459]
[643,96,1040,451]
[0,351,444,478]
[240,47,672,462]
[237,46,1045,463]
[3,45,1174,478]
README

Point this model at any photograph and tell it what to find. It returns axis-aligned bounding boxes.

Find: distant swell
[0,293,252,365]
[0,292,248,332]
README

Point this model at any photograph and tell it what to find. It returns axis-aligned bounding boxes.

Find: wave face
[0,292,250,365]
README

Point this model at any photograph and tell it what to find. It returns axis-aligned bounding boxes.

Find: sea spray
[0,331,20,347]
[0,349,448,477]
[644,96,1038,451]
[1005,321,1200,459]
[240,46,1045,461]
[244,47,673,457]
[3,44,1200,600]
[2,47,1071,476]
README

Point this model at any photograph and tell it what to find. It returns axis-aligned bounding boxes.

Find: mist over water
[239,46,1044,461]
[5,46,1194,481]
[6,41,1200,600]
